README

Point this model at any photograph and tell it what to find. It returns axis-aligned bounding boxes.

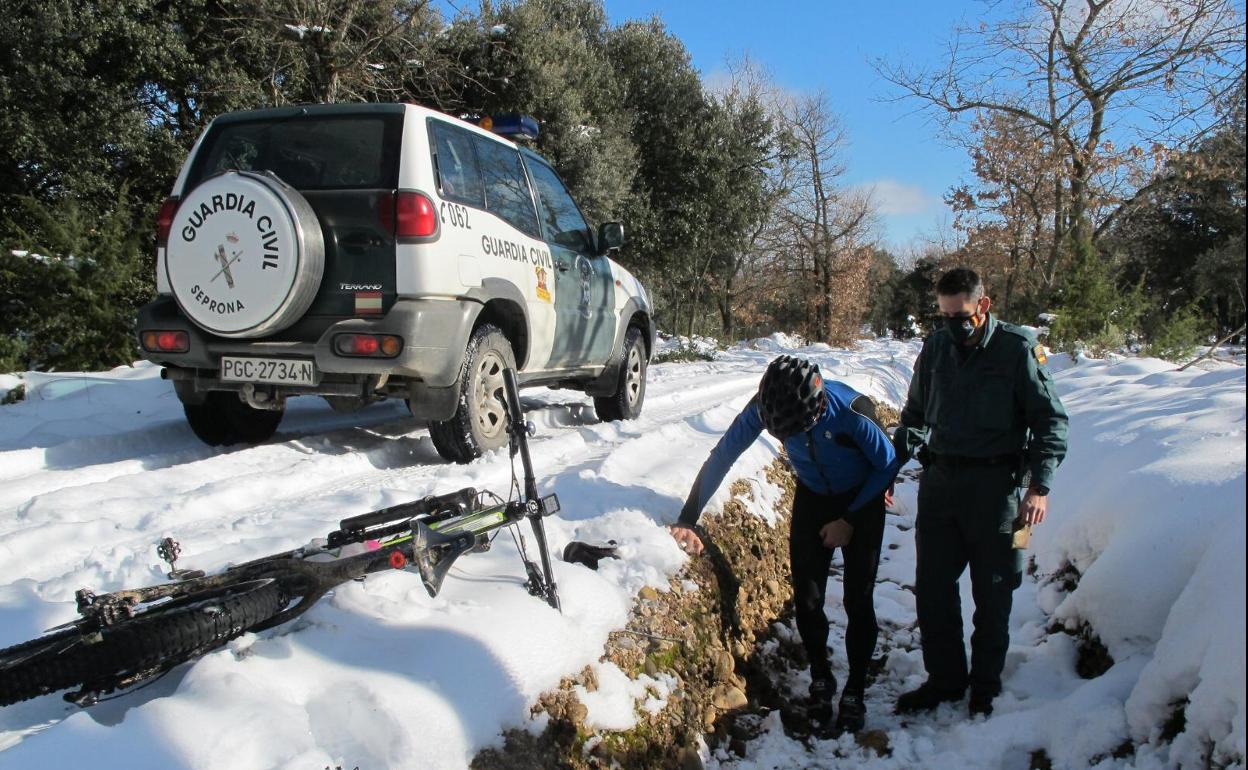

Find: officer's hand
[1021,489,1048,525]
[819,520,854,549]
[668,524,704,555]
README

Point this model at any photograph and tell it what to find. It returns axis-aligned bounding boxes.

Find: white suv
[137,103,654,461]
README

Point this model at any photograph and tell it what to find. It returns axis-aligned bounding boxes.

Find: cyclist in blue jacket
[669,355,898,734]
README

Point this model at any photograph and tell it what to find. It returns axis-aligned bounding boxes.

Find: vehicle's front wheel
[429,324,517,463]
[594,326,647,422]
[183,391,284,447]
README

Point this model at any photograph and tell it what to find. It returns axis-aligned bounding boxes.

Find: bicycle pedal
[167,568,206,581]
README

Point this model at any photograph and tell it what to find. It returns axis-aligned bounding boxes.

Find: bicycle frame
[69,366,561,637]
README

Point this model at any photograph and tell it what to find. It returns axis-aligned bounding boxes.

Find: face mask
[946,310,984,345]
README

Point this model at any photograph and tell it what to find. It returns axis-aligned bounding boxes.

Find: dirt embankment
[472,460,797,770]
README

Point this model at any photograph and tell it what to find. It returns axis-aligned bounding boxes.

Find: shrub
[0,189,153,371]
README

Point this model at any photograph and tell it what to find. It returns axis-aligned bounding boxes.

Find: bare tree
[774,92,876,344]
[706,57,791,340]
[948,111,1062,310]
[878,0,1246,278]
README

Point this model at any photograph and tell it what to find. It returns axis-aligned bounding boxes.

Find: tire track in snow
[0,366,762,594]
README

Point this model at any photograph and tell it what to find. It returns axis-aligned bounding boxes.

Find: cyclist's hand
[819,519,854,549]
[668,524,704,555]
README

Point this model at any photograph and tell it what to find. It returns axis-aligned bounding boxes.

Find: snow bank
[1034,357,1246,765]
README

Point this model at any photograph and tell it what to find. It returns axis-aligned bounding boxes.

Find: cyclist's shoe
[835,687,866,734]
[806,675,838,737]
[807,675,837,723]
[969,688,997,717]
[894,681,965,714]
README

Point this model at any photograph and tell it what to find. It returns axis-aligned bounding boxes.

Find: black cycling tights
[789,482,885,691]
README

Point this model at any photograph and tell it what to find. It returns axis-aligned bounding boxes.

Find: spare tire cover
[166,171,324,338]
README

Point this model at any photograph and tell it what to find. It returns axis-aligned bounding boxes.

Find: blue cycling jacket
[678,380,899,528]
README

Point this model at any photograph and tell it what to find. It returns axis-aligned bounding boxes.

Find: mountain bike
[0,369,561,708]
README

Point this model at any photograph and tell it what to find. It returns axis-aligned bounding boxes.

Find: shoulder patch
[1032,343,1048,365]
[850,394,885,431]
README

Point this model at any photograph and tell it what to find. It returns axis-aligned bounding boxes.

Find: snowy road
[1,338,1242,770]
[0,337,913,769]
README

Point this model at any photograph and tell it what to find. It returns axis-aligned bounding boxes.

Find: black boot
[808,675,837,737]
[894,681,965,714]
[968,688,997,717]
[835,687,866,734]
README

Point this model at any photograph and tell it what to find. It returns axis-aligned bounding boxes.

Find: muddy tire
[429,324,517,463]
[183,391,284,447]
[0,579,285,707]
[594,326,647,422]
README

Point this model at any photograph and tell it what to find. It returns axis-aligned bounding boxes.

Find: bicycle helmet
[757,355,827,439]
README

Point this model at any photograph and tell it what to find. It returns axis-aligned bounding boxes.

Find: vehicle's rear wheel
[594,326,647,422]
[429,324,517,463]
[183,391,284,447]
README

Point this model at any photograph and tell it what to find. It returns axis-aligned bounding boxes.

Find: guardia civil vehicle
[136,104,654,462]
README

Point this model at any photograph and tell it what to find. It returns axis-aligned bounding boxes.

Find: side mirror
[598,221,625,254]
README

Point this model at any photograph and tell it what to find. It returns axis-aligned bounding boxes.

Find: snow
[714,353,1246,770]
[574,662,675,731]
[1,339,1243,769]
[1036,356,1247,767]
[654,331,721,359]
[0,375,20,400]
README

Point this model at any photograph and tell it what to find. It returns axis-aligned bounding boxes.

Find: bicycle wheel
[0,579,286,707]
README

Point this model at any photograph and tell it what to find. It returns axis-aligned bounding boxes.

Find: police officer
[893,267,1068,717]
[669,356,898,734]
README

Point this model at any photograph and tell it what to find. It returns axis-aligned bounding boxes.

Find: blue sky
[600,0,978,251]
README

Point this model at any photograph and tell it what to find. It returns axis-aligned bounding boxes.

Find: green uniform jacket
[894,314,1069,490]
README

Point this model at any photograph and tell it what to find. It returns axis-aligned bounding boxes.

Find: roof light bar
[481,114,539,140]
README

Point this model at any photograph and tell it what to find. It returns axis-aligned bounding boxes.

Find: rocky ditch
[471,460,799,770]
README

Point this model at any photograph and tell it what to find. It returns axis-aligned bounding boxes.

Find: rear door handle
[340,232,381,253]
[554,259,570,272]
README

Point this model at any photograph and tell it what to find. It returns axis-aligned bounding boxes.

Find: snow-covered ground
[0,337,1242,769]
[713,351,1246,770]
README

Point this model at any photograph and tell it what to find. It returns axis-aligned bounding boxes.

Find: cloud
[854,178,939,216]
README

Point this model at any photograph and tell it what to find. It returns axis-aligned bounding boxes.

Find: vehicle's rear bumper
[137,295,479,388]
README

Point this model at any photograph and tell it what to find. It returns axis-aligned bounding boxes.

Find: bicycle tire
[0,578,286,707]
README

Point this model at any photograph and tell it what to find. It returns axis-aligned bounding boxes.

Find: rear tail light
[334,334,402,358]
[378,191,438,241]
[156,197,180,248]
[141,330,189,353]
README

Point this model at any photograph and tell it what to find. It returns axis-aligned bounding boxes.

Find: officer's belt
[927,451,1019,468]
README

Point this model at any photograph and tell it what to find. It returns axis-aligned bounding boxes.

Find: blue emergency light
[480,114,540,140]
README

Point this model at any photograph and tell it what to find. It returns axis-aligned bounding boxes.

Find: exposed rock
[638,585,659,601]
[702,705,718,731]
[856,729,892,757]
[677,746,704,770]
[711,685,748,711]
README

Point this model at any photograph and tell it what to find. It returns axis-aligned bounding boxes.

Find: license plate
[219,356,317,386]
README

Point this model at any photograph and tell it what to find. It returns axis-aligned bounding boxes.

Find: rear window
[473,137,540,237]
[430,121,485,206]
[187,114,403,190]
